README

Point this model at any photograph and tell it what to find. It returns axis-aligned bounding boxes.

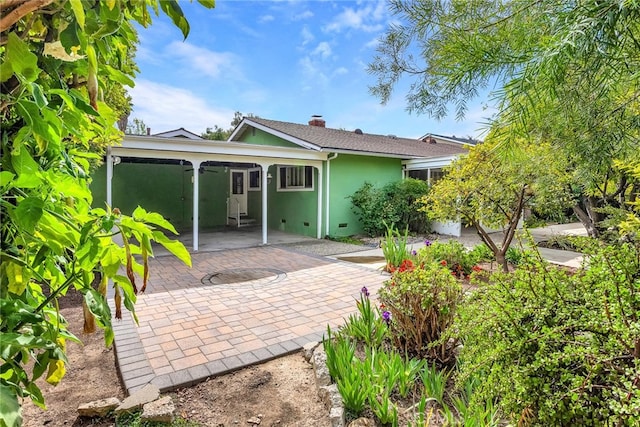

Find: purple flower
[424,239,432,247]
[411,250,417,256]
[361,286,370,297]
[382,310,391,324]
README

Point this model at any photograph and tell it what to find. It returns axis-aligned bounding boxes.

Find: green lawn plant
[1,2,214,425]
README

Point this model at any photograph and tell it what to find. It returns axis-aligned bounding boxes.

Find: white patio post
[259,162,271,245]
[316,164,323,239]
[106,146,113,207]
[192,160,202,251]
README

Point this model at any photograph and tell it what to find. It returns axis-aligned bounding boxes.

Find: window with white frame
[407,168,445,185]
[277,165,314,191]
[248,168,261,191]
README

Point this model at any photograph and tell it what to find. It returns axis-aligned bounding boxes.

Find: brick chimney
[308,115,326,127]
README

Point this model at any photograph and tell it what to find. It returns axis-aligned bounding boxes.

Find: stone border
[304,341,346,427]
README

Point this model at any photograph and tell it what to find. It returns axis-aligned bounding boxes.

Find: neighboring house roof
[419,132,480,145]
[230,117,469,159]
[153,128,203,140]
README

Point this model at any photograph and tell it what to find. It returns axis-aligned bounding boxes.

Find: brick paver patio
[110,246,387,393]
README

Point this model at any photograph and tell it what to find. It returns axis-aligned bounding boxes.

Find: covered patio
[104,134,328,251]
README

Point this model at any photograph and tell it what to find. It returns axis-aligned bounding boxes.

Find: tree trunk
[573,197,600,238]
[497,252,509,272]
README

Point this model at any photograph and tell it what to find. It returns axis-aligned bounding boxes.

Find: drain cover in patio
[201,268,286,286]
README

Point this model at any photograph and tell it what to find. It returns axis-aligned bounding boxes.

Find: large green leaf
[152,231,192,267]
[14,197,44,233]
[1,33,39,83]
[198,0,216,8]
[103,65,135,87]
[29,83,48,109]
[12,145,39,176]
[132,206,178,234]
[160,0,190,39]
[0,383,22,427]
[76,237,101,271]
[0,171,15,187]
[69,0,85,29]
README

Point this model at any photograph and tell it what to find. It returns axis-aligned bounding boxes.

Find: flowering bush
[378,262,463,365]
[417,240,490,278]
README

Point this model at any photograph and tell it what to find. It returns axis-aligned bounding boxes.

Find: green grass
[324,235,364,245]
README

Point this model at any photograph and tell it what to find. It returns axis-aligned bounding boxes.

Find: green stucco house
[91,115,470,250]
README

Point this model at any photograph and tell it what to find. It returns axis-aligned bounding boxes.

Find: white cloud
[298,56,328,87]
[129,79,235,135]
[259,14,275,23]
[312,42,332,59]
[301,26,314,46]
[332,67,348,77]
[324,0,387,33]
[167,41,240,79]
[293,10,313,21]
[365,36,380,49]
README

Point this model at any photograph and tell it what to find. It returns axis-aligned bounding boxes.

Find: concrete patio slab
[110,246,387,394]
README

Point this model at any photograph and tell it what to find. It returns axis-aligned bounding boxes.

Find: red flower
[472,265,482,272]
[440,260,448,266]
[398,259,415,272]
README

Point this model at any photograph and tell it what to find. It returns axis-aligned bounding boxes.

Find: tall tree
[423,135,570,271]
[369,0,640,236]
[201,111,259,140]
[0,1,213,424]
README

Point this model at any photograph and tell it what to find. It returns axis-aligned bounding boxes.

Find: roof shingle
[237,118,469,159]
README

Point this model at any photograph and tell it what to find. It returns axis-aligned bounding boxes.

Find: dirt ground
[20,289,330,427]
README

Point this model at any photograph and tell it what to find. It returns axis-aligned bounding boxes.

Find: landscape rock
[329,406,345,427]
[312,346,331,386]
[318,384,341,410]
[348,418,375,427]
[141,396,175,423]
[77,397,121,417]
[247,416,262,424]
[302,341,320,362]
[115,383,160,414]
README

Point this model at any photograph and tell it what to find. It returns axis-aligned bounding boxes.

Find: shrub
[456,242,640,426]
[378,262,463,365]
[417,240,487,278]
[350,179,430,236]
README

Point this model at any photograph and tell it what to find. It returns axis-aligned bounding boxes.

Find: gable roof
[153,128,203,140]
[419,132,480,145]
[230,117,469,159]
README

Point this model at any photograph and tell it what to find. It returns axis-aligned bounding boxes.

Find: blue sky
[130,0,494,140]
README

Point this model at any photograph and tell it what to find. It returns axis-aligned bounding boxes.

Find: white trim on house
[153,128,203,139]
[321,148,424,159]
[402,154,460,171]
